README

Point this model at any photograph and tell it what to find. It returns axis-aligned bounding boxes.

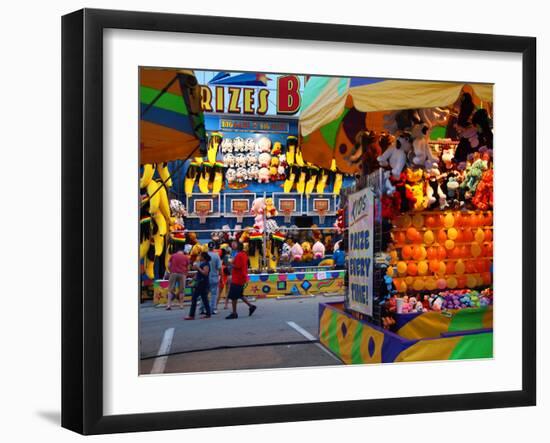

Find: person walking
[206,242,222,315]
[226,242,256,319]
[166,249,190,310]
[217,245,232,311]
[184,252,212,320]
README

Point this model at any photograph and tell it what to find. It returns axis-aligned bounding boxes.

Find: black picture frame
[62,8,537,435]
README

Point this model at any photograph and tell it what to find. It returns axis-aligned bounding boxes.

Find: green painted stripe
[328,310,340,356]
[140,86,189,115]
[449,332,493,360]
[448,307,486,332]
[351,323,364,364]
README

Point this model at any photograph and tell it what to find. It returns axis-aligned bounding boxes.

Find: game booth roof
[140,67,207,165]
[298,77,493,173]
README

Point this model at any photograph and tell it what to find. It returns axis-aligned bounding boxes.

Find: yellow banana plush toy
[295,167,307,194]
[198,162,213,194]
[283,166,298,193]
[207,132,222,164]
[286,136,297,166]
[184,161,200,196]
[305,164,318,195]
[316,169,329,194]
[157,162,172,187]
[330,159,343,195]
[140,163,155,189]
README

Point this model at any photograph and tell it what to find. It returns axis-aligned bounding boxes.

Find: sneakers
[249,305,257,316]
[165,306,172,311]
[226,313,238,319]
[183,316,194,320]
[199,314,211,319]
[212,310,218,315]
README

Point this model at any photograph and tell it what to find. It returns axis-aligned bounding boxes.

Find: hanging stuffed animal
[283,165,298,192]
[460,157,488,199]
[232,137,245,153]
[225,168,236,184]
[305,164,319,195]
[357,130,381,175]
[246,151,258,167]
[472,169,493,210]
[198,161,213,193]
[184,160,201,196]
[207,132,222,164]
[286,136,298,166]
[140,163,155,189]
[258,166,270,184]
[257,136,272,153]
[221,138,233,153]
[244,137,256,152]
[411,123,437,169]
[377,133,411,179]
[247,165,259,181]
[405,167,427,211]
[223,153,235,168]
[330,158,343,195]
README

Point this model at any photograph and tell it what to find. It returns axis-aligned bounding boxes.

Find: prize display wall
[318,96,495,363]
[141,113,353,302]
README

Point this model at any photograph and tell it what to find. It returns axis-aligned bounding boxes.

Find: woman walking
[184,252,212,320]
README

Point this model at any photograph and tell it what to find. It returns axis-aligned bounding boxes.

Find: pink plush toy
[290,242,303,261]
[312,240,325,259]
[258,167,270,183]
[250,197,266,233]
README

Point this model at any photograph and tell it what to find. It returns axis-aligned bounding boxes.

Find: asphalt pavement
[139,295,344,374]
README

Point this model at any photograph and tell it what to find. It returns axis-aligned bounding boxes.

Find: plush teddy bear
[377,133,412,179]
[356,130,381,175]
[264,197,278,218]
[257,167,270,183]
[221,138,233,153]
[271,141,282,156]
[411,123,437,169]
[258,152,271,168]
[301,241,313,261]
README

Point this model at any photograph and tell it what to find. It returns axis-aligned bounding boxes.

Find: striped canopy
[140,68,206,164]
[299,77,493,172]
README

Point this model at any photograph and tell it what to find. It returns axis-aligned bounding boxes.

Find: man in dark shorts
[226,242,256,319]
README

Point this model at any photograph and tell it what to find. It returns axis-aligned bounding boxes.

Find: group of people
[166,241,257,320]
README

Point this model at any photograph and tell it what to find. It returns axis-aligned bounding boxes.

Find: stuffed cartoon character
[460,158,488,199]
[269,156,279,181]
[246,151,258,166]
[440,145,455,172]
[247,165,259,181]
[301,241,313,262]
[444,173,461,208]
[235,167,247,183]
[235,153,247,168]
[472,169,493,210]
[425,166,446,210]
[378,133,412,179]
[232,137,245,152]
[271,141,282,156]
[257,136,272,153]
[405,168,426,211]
[250,197,266,233]
[244,137,256,152]
[411,123,437,169]
[226,168,237,184]
[221,138,233,153]
[258,167,270,184]
[265,197,278,218]
[280,242,291,264]
[258,152,271,168]
[223,153,235,168]
[312,240,325,259]
[356,130,381,175]
[289,240,303,261]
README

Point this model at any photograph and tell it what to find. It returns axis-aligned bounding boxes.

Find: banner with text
[347,187,374,316]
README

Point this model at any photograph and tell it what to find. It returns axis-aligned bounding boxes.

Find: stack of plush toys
[367,95,495,330]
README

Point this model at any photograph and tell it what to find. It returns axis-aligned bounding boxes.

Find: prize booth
[298,77,495,363]
[140,70,353,304]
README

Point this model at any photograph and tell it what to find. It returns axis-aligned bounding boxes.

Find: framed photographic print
[62,8,536,435]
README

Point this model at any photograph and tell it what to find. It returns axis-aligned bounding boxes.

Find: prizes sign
[347,187,374,316]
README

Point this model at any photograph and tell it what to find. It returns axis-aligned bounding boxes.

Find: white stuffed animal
[223,153,235,168]
[232,137,245,152]
[245,137,256,152]
[235,153,247,168]
[411,123,437,169]
[221,138,233,153]
[247,165,259,180]
[258,167,270,183]
[377,134,411,179]
[236,167,247,183]
[258,152,271,168]
[246,151,258,166]
[257,136,272,153]
[382,170,396,195]
[226,168,237,184]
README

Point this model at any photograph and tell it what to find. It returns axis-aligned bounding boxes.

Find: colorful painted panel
[318,302,493,364]
[243,270,346,297]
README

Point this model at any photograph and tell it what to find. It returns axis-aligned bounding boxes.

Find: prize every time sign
[347,187,374,317]
[200,75,301,116]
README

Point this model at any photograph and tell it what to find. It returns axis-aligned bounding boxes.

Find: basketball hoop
[235,210,245,223]
[283,209,292,223]
[197,210,209,224]
[317,208,327,224]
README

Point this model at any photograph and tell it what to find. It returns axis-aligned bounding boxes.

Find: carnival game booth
[300,76,495,363]
[143,71,354,304]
